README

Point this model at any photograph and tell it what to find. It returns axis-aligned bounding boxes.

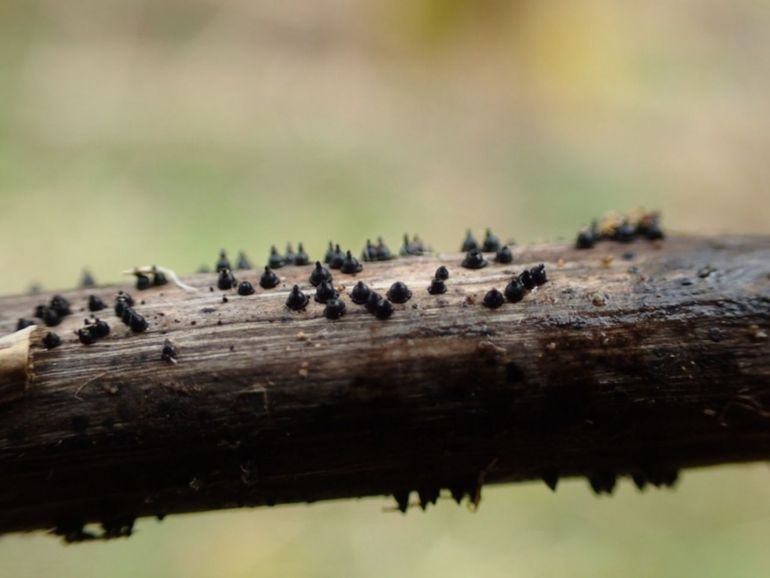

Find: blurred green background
[1,0,769,576]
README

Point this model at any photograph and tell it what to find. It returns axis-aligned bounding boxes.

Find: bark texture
[0,235,768,539]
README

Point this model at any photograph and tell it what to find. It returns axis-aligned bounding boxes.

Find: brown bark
[0,235,769,539]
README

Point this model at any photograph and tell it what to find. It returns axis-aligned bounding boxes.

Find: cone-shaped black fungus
[152,268,168,286]
[428,278,446,295]
[362,240,378,262]
[161,339,178,362]
[504,278,526,303]
[340,251,362,274]
[530,263,547,286]
[268,246,286,269]
[114,292,134,316]
[645,222,665,240]
[238,281,256,296]
[483,288,505,309]
[87,319,111,339]
[309,262,332,287]
[494,245,513,264]
[400,234,425,256]
[324,242,336,264]
[42,332,61,350]
[329,244,345,269]
[284,244,296,265]
[615,221,636,243]
[236,251,252,270]
[482,228,501,252]
[374,298,394,320]
[42,307,61,327]
[128,310,148,333]
[135,274,151,290]
[77,327,96,345]
[33,304,46,318]
[259,267,280,289]
[365,291,382,313]
[218,269,236,290]
[461,229,478,252]
[16,318,35,331]
[294,243,309,266]
[543,472,559,492]
[216,250,230,272]
[324,298,347,320]
[81,270,96,288]
[575,228,595,249]
[286,285,309,310]
[376,237,392,260]
[393,491,410,513]
[387,281,412,304]
[462,249,487,269]
[314,280,338,303]
[435,266,449,280]
[350,281,371,305]
[519,269,536,290]
[50,295,71,317]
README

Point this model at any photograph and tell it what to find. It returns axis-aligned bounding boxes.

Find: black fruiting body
[482,288,505,309]
[376,237,392,260]
[284,244,296,265]
[393,491,410,513]
[218,269,236,290]
[161,339,178,363]
[362,240,378,262]
[87,319,111,339]
[428,278,446,295]
[324,242,336,264]
[400,234,425,256]
[340,251,362,274]
[237,281,256,296]
[461,229,478,252]
[504,278,526,303]
[462,249,487,269]
[530,263,548,285]
[114,292,134,317]
[309,262,332,287]
[519,269,536,290]
[644,221,665,240]
[365,291,382,313]
[216,250,231,272]
[575,228,596,249]
[50,295,71,317]
[135,273,151,290]
[435,266,449,280]
[128,310,148,333]
[33,304,46,318]
[615,220,636,243]
[81,270,96,288]
[259,267,280,289]
[294,243,309,266]
[350,281,371,305]
[495,245,513,264]
[76,328,97,345]
[482,228,501,252]
[286,285,309,310]
[387,282,412,304]
[324,298,347,320]
[42,332,62,350]
[40,307,60,327]
[314,280,338,304]
[268,246,286,269]
[16,318,35,331]
[151,267,168,286]
[236,251,252,270]
[329,245,345,269]
[374,298,394,320]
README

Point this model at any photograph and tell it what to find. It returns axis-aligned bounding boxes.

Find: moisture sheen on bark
[0,235,768,538]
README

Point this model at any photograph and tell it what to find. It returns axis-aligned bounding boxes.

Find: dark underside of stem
[0,235,768,540]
